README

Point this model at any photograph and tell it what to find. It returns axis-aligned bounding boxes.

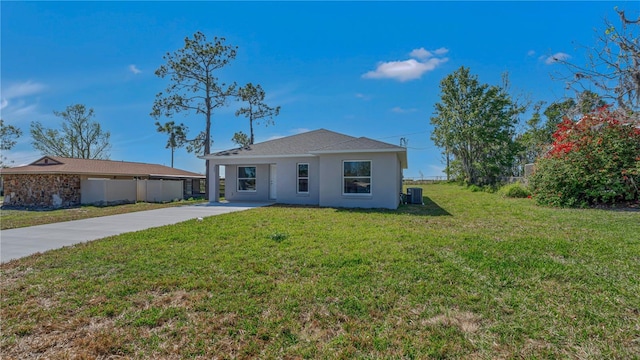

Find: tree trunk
[249,118,255,145]
[205,93,212,201]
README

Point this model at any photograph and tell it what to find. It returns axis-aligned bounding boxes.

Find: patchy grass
[1,184,639,359]
[0,199,206,230]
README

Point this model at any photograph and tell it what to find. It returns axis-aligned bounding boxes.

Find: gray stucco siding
[210,157,319,204]
[318,152,401,209]
[271,157,319,205]
[207,151,402,209]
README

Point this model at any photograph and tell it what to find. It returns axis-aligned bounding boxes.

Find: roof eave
[0,170,202,178]
[308,148,406,155]
[201,153,316,160]
[149,174,205,179]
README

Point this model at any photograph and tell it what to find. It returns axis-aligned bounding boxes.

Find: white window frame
[237,166,257,192]
[297,163,309,194]
[342,160,372,196]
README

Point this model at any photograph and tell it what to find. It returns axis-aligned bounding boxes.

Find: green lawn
[0,199,206,230]
[1,184,639,359]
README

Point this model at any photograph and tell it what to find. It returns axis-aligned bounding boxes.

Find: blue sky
[2,1,636,178]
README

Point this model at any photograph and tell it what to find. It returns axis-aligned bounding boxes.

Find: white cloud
[391,106,418,113]
[543,52,570,65]
[0,81,47,124]
[9,102,39,117]
[409,48,433,60]
[410,47,449,60]
[128,64,142,74]
[527,50,536,56]
[434,47,449,56]
[363,57,448,82]
[363,47,449,82]
[2,80,46,99]
[355,93,371,101]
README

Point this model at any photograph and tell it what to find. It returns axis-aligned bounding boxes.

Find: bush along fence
[529,106,640,207]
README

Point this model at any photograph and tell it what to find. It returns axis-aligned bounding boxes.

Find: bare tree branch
[553,8,640,116]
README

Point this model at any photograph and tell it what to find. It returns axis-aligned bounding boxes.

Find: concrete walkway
[0,202,268,263]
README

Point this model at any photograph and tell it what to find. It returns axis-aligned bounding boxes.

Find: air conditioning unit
[406,187,423,205]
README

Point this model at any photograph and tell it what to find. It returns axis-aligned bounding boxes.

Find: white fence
[81,179,184,205]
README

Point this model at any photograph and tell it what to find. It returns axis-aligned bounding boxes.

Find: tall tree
[430,67,525,185]
[234,83,281,145]
[555,8,639,114]
[516,101,547,169]
[516,91,607,170]
[0,119,22,151]
[151,31,237,200]
[1,119,23,167]
[30,104,110,159]
[155,121,188,168]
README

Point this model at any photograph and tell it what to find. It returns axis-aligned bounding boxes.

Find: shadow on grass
[271,196,451,217]
[402,196,452,216]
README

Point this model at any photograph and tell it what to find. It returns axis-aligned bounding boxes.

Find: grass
[1,183,639,359]
[0,198,206,230]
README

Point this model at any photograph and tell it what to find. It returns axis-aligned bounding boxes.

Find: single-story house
[0,156,205,208]
[203,129,408,209]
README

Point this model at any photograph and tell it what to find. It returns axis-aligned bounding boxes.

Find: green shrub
[482,184,499,193]
[468,184,482,192]
[498,183,531,198]
[530,107,640,207]
[467,184,499,193]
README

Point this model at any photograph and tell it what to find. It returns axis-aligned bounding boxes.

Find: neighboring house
[0,156,205,208]
[203,129,408,209]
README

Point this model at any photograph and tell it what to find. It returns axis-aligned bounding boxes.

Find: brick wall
[2,174,81,208]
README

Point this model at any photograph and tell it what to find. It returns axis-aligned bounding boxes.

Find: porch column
[210,164,220,202]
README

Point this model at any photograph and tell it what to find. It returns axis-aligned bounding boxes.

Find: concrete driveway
[0,202,268,263]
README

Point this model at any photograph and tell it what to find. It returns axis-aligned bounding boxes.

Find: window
[343,160,371,194]
[185,179,193,195]
[297,163,309,193]
[237,166,256,191]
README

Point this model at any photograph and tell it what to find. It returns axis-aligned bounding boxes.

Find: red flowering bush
[530,106,640,207]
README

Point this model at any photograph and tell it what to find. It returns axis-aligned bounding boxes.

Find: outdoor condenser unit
[406,187,423,205]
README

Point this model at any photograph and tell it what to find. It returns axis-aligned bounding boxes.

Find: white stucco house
[202,129,408,209]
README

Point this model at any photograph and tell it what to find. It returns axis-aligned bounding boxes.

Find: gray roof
[311,136,405,153]
[211,129,354,157]
[206,129,407,168]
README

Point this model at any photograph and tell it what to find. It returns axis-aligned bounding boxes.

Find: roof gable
[32,156,63,166]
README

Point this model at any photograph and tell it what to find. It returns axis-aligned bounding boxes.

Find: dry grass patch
[424,310,482,334]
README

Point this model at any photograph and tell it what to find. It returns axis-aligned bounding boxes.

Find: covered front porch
[208,163,278,203]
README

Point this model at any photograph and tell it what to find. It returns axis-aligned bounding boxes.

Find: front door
[269,164,277,200]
